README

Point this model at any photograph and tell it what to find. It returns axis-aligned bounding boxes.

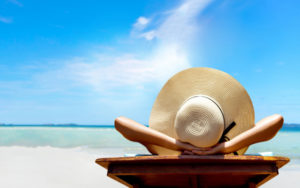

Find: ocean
[0,125,299,159]
[0,126,148,157]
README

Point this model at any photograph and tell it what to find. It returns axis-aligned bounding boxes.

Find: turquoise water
[0,127,134,148]
[0,126,299,158]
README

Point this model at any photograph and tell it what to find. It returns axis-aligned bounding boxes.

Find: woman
[114,114,283,155]
[114,68,284,155]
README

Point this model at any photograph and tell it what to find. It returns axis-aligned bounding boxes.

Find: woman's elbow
[272,114,284,130]
[114,116,125,132]
[266,114,284,140]
[114,116,137,142]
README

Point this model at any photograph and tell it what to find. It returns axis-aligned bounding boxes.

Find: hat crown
[174,95,225,147]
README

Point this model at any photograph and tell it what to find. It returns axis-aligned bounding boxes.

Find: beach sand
[0,146,298,188]
[0,146,125,188]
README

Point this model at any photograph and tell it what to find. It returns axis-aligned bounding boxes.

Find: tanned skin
[114,114,283,155]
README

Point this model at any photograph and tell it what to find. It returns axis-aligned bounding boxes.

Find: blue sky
[0,0,299,124]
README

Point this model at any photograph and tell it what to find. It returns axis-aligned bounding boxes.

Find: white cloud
[140,30,156,41]
[0,16,12,24]
[38,0,213,94]
[133,17,150,30]
[135,0,212,43]
[63,44,189,91]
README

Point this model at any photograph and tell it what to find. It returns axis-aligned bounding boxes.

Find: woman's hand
[192,142,226,155]
[180,141,231,155]
[182,141,233,155]
[175,140,200,152]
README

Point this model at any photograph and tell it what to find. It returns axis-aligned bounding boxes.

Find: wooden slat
[108,163,277,175]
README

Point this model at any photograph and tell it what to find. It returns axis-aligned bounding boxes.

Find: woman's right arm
[192,114,284,155]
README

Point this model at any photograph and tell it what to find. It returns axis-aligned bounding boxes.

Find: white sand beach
[0,146,299,188]
[0,146,125,188]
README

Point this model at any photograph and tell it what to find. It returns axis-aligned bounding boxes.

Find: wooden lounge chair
[96,155,289,188]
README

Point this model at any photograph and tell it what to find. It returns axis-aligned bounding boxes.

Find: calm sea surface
[0,126,299,159]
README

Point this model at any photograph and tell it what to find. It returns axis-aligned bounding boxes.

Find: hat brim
[149,67,255,155]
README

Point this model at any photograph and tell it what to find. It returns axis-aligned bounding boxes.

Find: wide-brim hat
[149,67,255,155]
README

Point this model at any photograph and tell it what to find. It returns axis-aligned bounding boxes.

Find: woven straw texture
[149,67,255,155]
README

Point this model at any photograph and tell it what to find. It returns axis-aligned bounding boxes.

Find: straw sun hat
[149,67,255,155]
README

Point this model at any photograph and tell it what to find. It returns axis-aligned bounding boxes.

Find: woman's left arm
[192,114,284,155]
